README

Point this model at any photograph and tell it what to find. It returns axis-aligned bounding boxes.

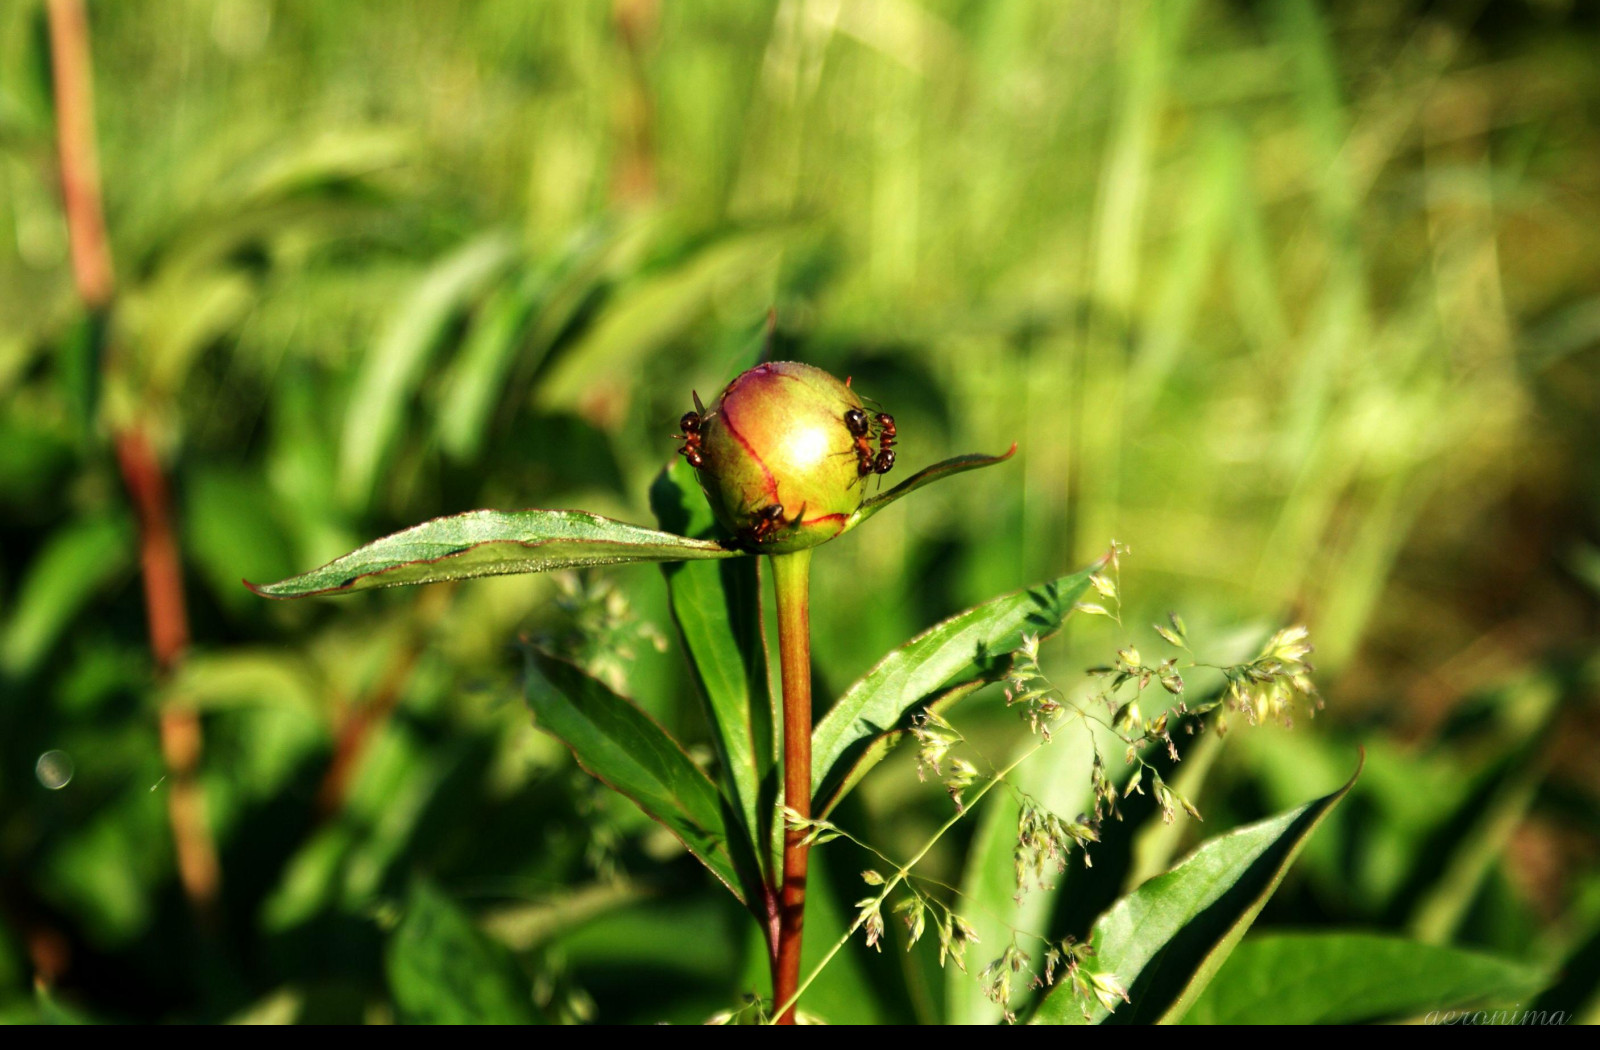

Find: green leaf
[386,879,541,1024]
[1406,677,1559,945]
[1182,932,1548,1025]
[523,647,757,906]
[815,675,991,819]
[532,226,792,415]
[434,266,546,463]
[138,269,255,399]
[1030,755,1361,1025]
[262,719,456,932]
[811,555,1103,802]
[1125,730,1226,890]
[1,514,133,676]
[481,880,647,951]
[338,231,517,502]
[184,466,294,609]
[842,445,1017,533]
[169,650,322,718]
[246,508,740,598]
[650,458,775,872]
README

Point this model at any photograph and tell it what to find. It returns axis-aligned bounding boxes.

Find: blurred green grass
[1,0,1597,1024]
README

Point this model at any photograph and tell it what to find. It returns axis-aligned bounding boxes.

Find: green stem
[770,548,813,1025]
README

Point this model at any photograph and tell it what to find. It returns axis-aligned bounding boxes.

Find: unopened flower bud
[690,361,870,553]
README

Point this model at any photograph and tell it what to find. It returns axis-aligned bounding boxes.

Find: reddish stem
[314,583,452,817]
[770,549,812,1024]
[49,0,219,926]
[46,0,113,310]
[116,428,220,926]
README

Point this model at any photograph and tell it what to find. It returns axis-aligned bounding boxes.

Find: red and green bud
[689,361,869,553]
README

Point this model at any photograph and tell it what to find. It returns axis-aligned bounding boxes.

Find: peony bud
[688,361,873,553]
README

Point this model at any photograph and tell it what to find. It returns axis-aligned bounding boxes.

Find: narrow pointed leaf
[1030,755,1361,1025]
[434,267,546,462]
[533,227,793,414]
[523,648,756,906]
[811,554,1104,802]
[650,458,775,873]
[246,508,740,598]
[340,231,517,501]
[1181,932,1548,1025]
[842,445,1017,533]
[1,513,133,676]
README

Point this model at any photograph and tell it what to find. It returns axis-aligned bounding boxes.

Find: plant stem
[48,0,219,928]
[767,742,1044,1023]
[315,582,454,817]
[770,548,813,1025]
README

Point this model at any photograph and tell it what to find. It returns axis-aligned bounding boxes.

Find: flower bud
[690,361,869,553]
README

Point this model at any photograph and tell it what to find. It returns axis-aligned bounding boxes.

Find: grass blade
[338,232,516,502]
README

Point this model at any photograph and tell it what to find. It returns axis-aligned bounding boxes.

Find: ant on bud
[872,413,896,477]
[747,502,790,545]
[677,392,708,468]
[840,405,897,482]
[844,407,875,477]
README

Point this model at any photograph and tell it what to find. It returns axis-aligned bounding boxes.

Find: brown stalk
[769,549,813,1024]
[314,582,453,817]
[47,0,220,925]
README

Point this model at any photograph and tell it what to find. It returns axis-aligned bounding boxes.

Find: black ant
[747,503,789,545]
[676,392,708,468]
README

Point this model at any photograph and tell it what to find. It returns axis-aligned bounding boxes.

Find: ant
[677,392,708,468]
[747,503,789,545]
[844,407,874,477]
[872,412,896,476]
[839,405,898,482]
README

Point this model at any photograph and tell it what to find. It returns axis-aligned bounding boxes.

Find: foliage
[2,0,1597,1026]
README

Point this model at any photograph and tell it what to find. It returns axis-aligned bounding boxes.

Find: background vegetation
[1,0,1596,1024]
